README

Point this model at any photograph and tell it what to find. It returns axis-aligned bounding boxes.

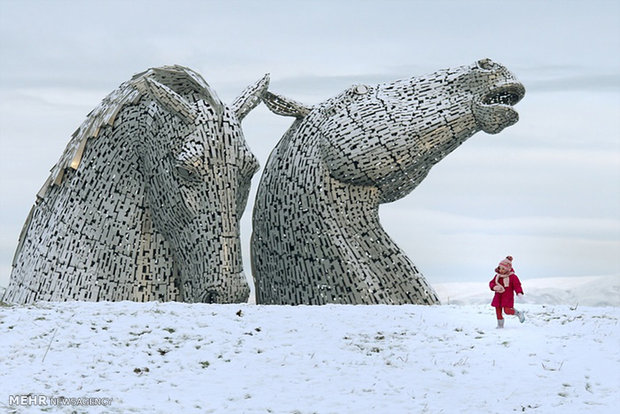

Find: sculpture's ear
[232,74,270,121]
[140,77,198,123]
[262,91,312,118]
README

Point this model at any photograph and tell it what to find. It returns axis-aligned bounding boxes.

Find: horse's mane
[38,65,220,201]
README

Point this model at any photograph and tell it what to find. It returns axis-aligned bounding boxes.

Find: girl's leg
[505,307,525,323]
[495,307,504,328]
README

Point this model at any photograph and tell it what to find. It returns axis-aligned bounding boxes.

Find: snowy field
[1,283,619,414]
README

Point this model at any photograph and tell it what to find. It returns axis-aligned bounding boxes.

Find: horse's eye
[175,164,201,182]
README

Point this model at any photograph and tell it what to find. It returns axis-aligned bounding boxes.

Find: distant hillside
[435,275,620,307]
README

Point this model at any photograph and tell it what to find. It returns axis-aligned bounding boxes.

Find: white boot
[516,309,525,323]
[496,319,504,329]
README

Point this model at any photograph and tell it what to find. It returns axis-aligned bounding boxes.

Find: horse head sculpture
[3,65,267,304]
[252,58,525,305]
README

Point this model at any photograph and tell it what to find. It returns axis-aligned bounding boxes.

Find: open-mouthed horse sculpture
[3,65,267,304]
[252,58,525,305]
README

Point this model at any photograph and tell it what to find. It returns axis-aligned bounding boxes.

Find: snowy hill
[1,301,618,413]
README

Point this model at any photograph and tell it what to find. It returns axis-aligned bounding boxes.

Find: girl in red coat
[489,256,525,328]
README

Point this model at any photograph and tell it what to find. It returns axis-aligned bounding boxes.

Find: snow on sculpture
[252,58,525,305]
[3,65,267,304]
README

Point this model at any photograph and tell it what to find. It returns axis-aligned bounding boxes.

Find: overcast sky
[1,0,619,290]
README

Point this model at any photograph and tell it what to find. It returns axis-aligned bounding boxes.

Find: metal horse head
[252,59,524,305]
[3,65,267,304]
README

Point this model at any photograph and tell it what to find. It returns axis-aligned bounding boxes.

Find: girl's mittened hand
[493,285,505,293]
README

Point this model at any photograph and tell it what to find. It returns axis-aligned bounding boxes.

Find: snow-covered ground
[1,291,619,413]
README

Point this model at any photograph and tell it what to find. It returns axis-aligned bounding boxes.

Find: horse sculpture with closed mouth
[3,65,267,304]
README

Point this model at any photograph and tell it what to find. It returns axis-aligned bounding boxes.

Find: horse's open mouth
[481,84,525,107]
[473,82,525,134]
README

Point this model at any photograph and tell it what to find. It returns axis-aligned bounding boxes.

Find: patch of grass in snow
[541,361,564,371]
[520,404,541,410]
[129,329,151,336]
[163,327,176,334]
[200,361,210,369]
[133,367,150,375]
[453,357,468,366]
[217,354,231,362]
[592,314,617,320]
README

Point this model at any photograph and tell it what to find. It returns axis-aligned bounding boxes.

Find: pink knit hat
[498,256,513,271]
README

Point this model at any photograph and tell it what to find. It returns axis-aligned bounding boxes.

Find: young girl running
[489,256,525,328]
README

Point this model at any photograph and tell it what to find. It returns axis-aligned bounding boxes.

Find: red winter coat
[489,271,523,308]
